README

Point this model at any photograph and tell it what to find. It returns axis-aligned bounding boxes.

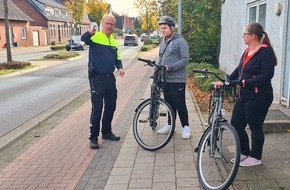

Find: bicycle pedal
[139,119,147,123]
[159,112,167,116]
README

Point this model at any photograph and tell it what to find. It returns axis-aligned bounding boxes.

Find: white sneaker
[157,123,171,134]
[239,156,262,167]
[182,125,190,139]
[230,154,248,164]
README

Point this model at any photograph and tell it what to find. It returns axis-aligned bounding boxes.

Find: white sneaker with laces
[230,154,248,164]
[239,156,262,167]
[182,125,190,139]
[157,123,171,134]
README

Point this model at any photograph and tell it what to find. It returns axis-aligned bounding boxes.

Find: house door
[32,31,39,46]
[282,2,290,107]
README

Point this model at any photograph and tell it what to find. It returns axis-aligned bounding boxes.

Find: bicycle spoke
[133,99,175,151]
[197,123,240,190]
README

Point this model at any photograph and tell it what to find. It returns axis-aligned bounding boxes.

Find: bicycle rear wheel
[133,98,175,151]
[197,122,240,190]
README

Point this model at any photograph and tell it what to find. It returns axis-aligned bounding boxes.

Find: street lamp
[178,0,182,35]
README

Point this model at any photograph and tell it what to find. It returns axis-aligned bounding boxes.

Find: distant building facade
[0,0,33,48]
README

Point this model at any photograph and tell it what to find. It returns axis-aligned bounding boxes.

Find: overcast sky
[106,0,138,17]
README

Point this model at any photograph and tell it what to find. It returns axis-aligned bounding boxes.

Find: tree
[183,0,221,65]
[3,0,12,62]
[161,0,222,65]
[133,18,141,29]
[64,0,86,35]
[134,0,159,33]
[159,0,177,18]
[86,0,108,30]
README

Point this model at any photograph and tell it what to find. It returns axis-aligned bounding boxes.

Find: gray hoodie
[158,33,189,83]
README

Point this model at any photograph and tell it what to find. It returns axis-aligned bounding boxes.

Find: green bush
[43,52,79,59]
[50,45,66,50]
[141,45,152,51]
[141,44,157,51]
[187,62,224,92]
[143,39,153,45]
[0,61,31,70]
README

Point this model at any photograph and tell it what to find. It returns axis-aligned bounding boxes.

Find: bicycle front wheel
[197,122,240,190]
[133,98,175,151]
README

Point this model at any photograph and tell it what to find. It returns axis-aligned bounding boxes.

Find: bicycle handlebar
[138,58,166,70]
[138,58,155,66]
[192,69,240,86]
[138,57,167,83]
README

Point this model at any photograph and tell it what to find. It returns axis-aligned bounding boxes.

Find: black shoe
[102,132,120,141]
[90,138,99,149]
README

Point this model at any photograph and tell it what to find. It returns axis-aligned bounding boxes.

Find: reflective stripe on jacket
[81,31,123,74]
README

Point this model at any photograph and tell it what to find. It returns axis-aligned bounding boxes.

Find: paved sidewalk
[0,48,289,189]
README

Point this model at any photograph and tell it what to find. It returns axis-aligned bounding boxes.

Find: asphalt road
[0,41,141,141]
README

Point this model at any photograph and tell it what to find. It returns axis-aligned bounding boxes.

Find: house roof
[29,0,70,22]
[0,0,33,21]
[33,0,67,10]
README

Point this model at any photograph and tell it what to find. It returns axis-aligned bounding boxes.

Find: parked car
[150,35,160,45]
[66,36,86,51]
[140,34,149,42]
[124,34,138,46]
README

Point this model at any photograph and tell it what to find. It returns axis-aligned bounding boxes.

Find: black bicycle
[193,69,241,190]
[132,58,175,151]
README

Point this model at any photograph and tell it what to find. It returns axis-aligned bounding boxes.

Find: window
[55,9,60,16]
[53,24,56,37]
[61,10,67,18]
[248,1,267,28]
[21,27,27,39]
[49,24,53,38]
[45,7,54,16]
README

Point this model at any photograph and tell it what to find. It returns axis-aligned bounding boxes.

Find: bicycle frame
[193,69,235,154]
[192,69,240,190]
[138,58,166,128]
[207,85,227,158]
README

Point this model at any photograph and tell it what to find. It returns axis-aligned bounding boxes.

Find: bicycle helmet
[158,16,176,27]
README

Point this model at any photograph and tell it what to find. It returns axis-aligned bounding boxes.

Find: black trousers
[89,73,117,140]
[163,82,189,127]
[231,89,273,160]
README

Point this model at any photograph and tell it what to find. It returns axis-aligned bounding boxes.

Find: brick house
[0,0,33,48]
[11,0,74,45]
[58,0,91,35]
[1,0,131,48]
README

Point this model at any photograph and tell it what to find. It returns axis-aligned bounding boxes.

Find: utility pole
[178,0,182,35]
